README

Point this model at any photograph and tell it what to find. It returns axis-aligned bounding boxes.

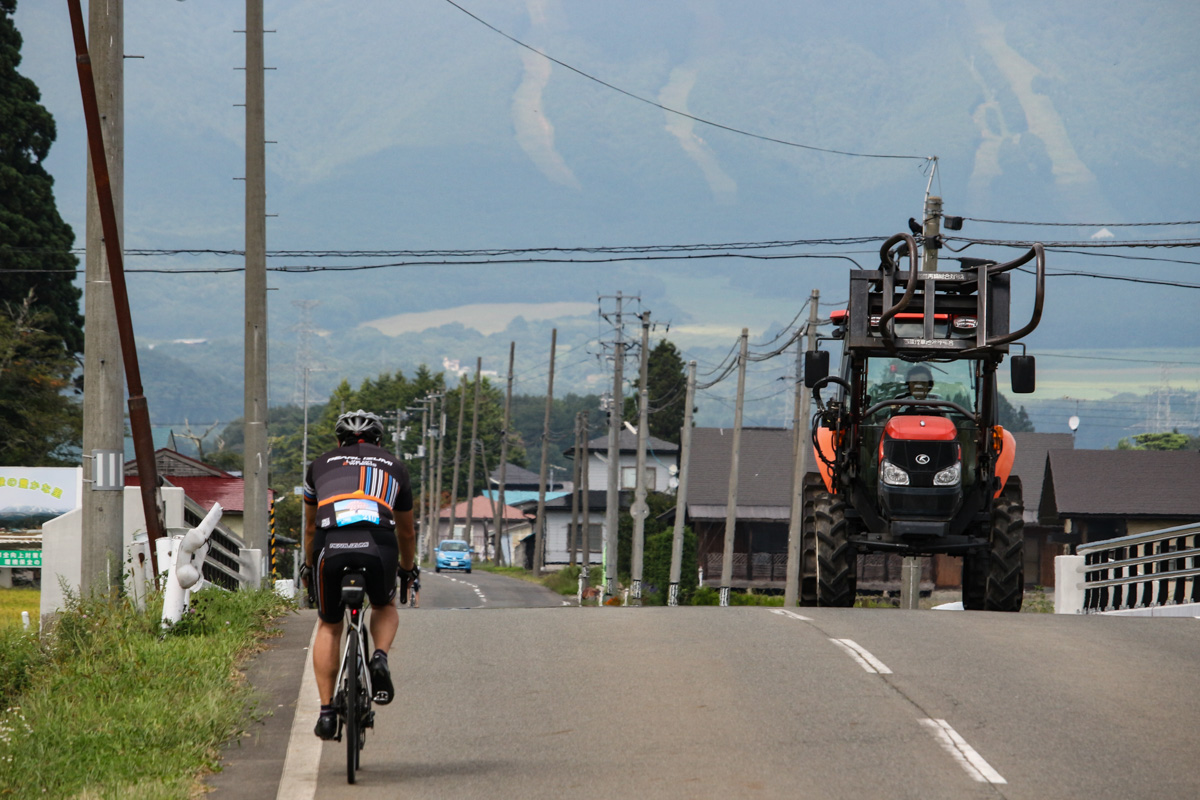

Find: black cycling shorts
[313,525,398,624]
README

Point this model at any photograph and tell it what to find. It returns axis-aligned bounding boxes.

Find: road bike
[332,569,374,784]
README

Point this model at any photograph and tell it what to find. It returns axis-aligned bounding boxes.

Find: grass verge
[0,588,39,628]
[0,586,292,799]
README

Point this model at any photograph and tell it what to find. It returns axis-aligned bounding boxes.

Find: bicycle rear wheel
[344,632,359,784]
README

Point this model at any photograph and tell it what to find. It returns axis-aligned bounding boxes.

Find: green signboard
[0,550,41,568]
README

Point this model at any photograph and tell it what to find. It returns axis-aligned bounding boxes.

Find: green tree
[997,392,1035,432]
[1116,431,1191,451]
[622,339,688,445]
[0,293,81,465]
[0,0,84,357]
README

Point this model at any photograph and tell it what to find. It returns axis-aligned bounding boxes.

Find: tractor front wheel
[814,490,857,607]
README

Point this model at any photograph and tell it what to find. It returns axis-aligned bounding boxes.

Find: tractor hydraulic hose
[876,232,920,352]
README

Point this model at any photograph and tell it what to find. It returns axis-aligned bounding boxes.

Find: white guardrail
[1054,521,1200,616]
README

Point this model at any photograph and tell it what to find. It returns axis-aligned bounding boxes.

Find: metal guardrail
[1074,522,1200,613]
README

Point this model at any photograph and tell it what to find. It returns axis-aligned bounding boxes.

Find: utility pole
[599,292,637,603]
[604,339,624,603]
[569,412,582,568]
[630,313,651,602]
[896,195,944,609]
[419,400,431,555]
[785,291,820,607]
[447,374,467,542]
[80,0,124,595]
[463,359,483,553]
[434,392,447,560]
[242,0,269,567]
[491,343,515,566]
[579,411,591,591]
[668,361,697,606]
[719,329,749,607]
[533,330,557,576]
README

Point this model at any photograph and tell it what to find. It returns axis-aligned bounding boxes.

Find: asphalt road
[207,575,1200,800]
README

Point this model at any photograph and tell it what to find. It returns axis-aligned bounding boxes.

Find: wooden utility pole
[630,314,651,601]
[463,359,483,553]
[579,411,591,589]
[785,291,820,607]
[78,0,125,593]
[491,343,515,566]
[668,361,697,606]
[719,330,749,607]
[242,0,269,567]
[419,401,431,554]
[432,393,447,563]
[447,375,467,542]
[533,330,557,576]
[568,412,582,568]
[603,339,624,602]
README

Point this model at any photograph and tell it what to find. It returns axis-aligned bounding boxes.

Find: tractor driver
[902,365,935,400]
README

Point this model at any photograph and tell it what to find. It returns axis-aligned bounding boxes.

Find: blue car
[435,539,473,573]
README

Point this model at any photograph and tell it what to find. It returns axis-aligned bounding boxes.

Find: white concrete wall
[40,486,184,621]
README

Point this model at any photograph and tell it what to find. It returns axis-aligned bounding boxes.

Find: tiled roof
[439,496,529,521]
[686,427,794,519]
[583,429,679,456]
[1041,450,1200,519]
[126,475,273,513]
[1011,432,1074,516]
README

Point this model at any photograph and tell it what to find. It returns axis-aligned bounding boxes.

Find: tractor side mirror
[804,350,830,388]
[1010,355,1036,394]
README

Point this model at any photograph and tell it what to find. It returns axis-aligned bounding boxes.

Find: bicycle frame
[333,569,374,784]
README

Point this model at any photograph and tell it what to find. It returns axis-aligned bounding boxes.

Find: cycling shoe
[314,712,337,740]
[369,652,394,705]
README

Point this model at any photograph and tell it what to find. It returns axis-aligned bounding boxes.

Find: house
[686,427,794,588]
[1011,432,1075,587]
[504,489,617,571]
[579,429,679,494]
[124,449,271,541]
[435,495,532,565]
[487,462,571,493]
[1039,449,1200,547]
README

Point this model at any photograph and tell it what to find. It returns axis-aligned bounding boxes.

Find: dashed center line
[919,718,1007,784]
[829,638,893,674]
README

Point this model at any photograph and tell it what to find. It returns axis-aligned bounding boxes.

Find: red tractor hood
[882,416,957,441]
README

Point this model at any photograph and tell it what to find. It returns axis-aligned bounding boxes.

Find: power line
[439,0,930,163]
[963,217,1200,228]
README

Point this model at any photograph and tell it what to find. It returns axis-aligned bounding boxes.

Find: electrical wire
[439,0,931,163]
[962,218,1200,228]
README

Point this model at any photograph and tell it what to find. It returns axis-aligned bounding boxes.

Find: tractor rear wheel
[814,490,857,607]
[799,473,821,605]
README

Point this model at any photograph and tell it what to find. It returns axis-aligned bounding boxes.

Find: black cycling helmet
[335,409,385,446]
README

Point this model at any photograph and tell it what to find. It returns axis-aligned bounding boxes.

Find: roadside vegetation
[0,586,292,799]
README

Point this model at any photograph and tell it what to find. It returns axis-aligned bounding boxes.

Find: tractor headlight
[933,462,961,486]
[880,460,910,486]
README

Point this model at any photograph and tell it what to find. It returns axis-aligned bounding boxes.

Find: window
[620,466,657,490]
[569,523,604,553]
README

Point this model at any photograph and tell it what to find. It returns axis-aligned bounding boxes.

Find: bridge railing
[1055,521,1200,614]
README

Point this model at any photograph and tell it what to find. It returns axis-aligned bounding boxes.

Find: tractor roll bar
[876,233,920,351]
[984,242,1045,348]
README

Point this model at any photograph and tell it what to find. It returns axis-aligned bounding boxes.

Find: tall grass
[0,586,292,799]
[0,588,39,628]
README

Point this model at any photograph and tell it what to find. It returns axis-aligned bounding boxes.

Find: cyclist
[301,409,417,740]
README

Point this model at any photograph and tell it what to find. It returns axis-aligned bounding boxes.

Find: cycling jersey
[303,442,413,532]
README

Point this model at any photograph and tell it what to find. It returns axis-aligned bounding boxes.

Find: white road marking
[829,638,893,674]
[439,573,487,604]
[919,718,1007,784]
[275,621,320,800]
[769,608,813,621]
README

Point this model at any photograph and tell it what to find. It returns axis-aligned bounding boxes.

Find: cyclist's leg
[313,618,344,705]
